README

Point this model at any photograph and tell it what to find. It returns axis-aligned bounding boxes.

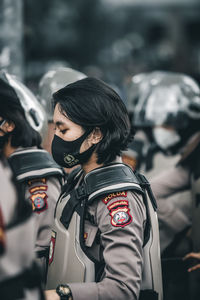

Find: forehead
[53,103,81,130]
[53,103,68,123]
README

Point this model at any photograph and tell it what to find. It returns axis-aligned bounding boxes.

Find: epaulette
[8,148,64,182]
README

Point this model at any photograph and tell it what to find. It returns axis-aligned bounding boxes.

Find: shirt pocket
[84,221,98,247]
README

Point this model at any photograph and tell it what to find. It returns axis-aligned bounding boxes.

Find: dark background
[0,0,200,98]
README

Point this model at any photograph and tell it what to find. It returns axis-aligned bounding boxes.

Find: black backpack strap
[134,171,157,211]
[134,171,158,247]
[59,167,83,228]
[60,188,84,230]
[61,166,82,195]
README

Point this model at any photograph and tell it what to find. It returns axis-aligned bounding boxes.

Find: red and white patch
[30,192,48,214]
[49,231,56,265]
[102,191,127,204]
[108,200,132,227]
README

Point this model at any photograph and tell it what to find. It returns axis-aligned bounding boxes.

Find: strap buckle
[75,184,87,199]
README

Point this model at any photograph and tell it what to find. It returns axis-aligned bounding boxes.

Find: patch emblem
[30,192,48,214]
[102,191,127,204]
[49,231,56,265]
[29,185,47,194]
[108,200,132,227]
[28,178,46,186]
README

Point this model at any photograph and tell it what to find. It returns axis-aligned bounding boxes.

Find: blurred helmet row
[2,68,200,156]
[127,71,200,130]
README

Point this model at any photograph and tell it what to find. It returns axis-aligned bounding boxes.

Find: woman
[0,71,64,281]
[45,77,160,300]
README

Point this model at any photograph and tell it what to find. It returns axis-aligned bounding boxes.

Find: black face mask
[51,130,96,168]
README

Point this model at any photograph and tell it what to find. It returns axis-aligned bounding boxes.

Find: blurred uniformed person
[45,77,162,300]
[131,71,200,300]
[0,71,64,279]
[127,71,200,252]
[0,153,44,299]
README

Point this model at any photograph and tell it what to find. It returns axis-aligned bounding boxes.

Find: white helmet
[0,70,48,139]
[38,67,86,122]
[127,71,200,129]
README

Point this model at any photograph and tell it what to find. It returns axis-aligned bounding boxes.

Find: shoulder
[96,189,146,229]
[9,148,64,182]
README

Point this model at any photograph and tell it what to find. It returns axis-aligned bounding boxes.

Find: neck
[82,152,103,174]
[3,139,17,158]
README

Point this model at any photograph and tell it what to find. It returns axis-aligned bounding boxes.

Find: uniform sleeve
[25,176,61,251]
[68,191,146,300]
[150,165,191,199]
[150,165,191,253]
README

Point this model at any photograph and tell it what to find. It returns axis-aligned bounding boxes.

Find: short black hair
[53,77,134,164]
[0,78,41,148]
[0,109,41,148]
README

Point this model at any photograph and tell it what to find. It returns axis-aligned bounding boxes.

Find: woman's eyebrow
[55,121,65,126]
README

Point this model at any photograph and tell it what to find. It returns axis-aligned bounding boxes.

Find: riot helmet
[0,70,48,141]
[38,67,86,122]
[129,71,200,129]
[128,71,200,153]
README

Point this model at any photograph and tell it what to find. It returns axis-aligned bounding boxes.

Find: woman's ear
[91,127,103,144]
[4,121,15,133]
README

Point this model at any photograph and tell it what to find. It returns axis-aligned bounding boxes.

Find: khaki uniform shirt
[8,147,62,253]
[24,176,61,253]
[0,159,41,300]
[9,147,63,279]
[68,190,146,300]
[151,165,191,252]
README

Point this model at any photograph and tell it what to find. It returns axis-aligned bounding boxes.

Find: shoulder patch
[107,200,132,227]
[102,191,127,204]
[30,192,48,214]
[29,185,47,194]
[28,178,46,186]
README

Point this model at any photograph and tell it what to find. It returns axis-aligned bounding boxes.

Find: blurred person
[0,153,44,300]
[45,77,163,300]
[127,71,200,252]
[130,71,200,300]
[0,71,64,280]
[126,72,181,175]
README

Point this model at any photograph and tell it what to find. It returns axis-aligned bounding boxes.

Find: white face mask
[153,127,181,150]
